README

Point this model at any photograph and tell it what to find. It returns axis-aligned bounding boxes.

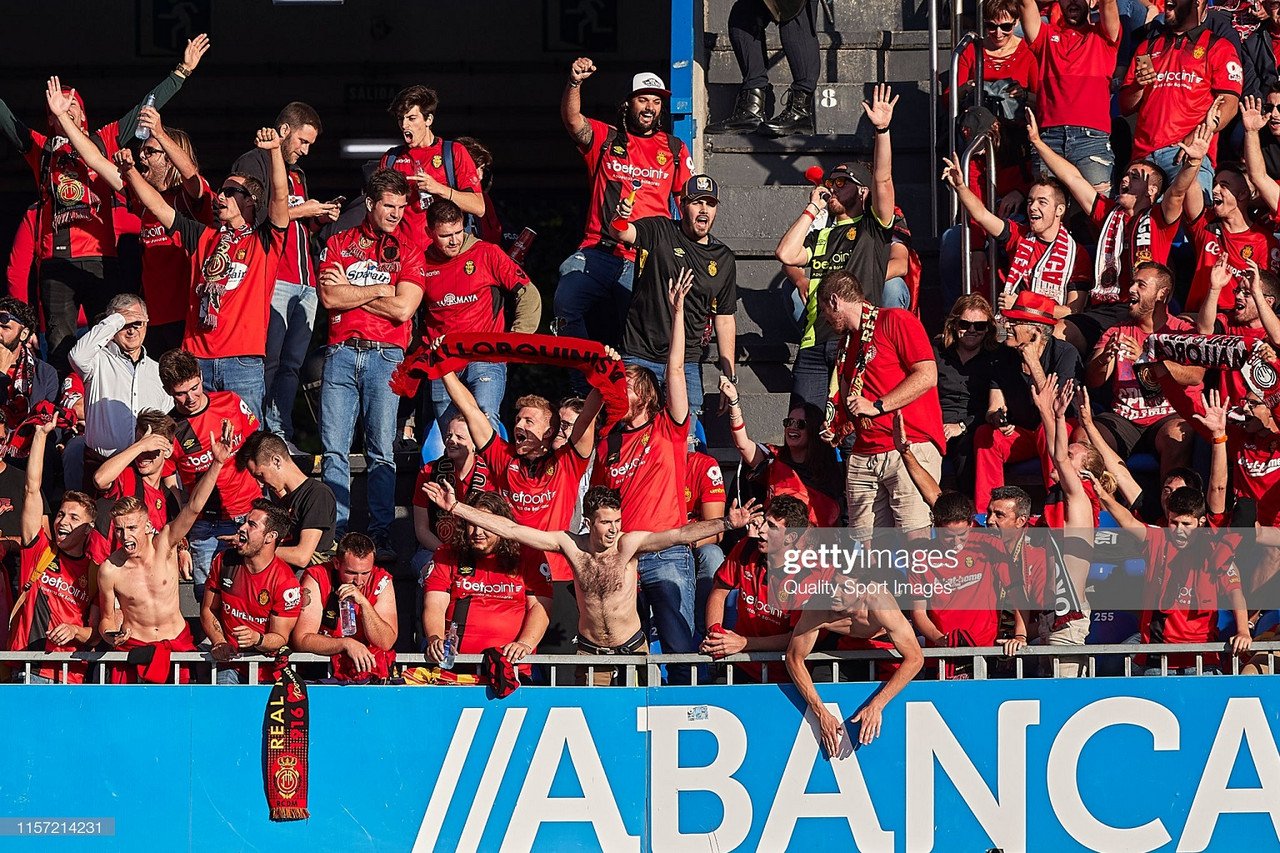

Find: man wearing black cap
[609,174,738,415]
[555,58,694,363]
[776,84,902,409]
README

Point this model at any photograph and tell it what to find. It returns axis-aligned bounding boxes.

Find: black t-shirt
[803,212,893,342]
[622,216,738,362]
[275,478,337,564]
[989,339,1081,429]
[933,340,996,430]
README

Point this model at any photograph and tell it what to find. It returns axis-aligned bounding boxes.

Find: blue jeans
[555,247,634,394]
[264,282,318,440]
[939,225,963,310]
[638,544,696,684]
[882,276,910,309]
[198,356,266,424]
[190,517,241,603]
[320,343,403,536]
[430,361,506,435]
[1148,143,1216,202]
[623,355,705,417]
[1034,125,1115,189]
[693,542,726,638]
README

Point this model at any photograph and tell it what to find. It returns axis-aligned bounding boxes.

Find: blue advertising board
[1,679,1278,851]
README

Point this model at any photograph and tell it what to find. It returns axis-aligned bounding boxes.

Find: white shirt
[68,313,174,457]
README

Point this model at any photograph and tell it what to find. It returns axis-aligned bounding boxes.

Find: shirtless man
[787,579,923,754]
[97,420,234,683]
[425,481,759,683]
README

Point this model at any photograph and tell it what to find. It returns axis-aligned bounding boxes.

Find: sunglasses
[1262,104,1280,115]
[139,146,165,158]
[218,184,253,199]
[0,312,17,326]
[955,320,990,333]
[782,417,808,429]
[985,20,1016,32]
[823,176,852,189]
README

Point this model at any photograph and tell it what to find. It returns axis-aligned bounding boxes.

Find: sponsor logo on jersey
[605,160,671,182]
[457,577,523,596]
[508,489,555,510]
[436,292,479,308]
[345,259,393,286]
[282,587,300,608]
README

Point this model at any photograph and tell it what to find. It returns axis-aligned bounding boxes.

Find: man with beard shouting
[97,419,233,683]
[553,56,693,360]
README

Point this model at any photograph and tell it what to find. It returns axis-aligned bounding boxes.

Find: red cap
[1003,291,1060,326]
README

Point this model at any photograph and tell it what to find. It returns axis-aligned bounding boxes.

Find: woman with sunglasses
[45,82,212,356]
[719,375,842,526]
[934,294,999,489]
[952,0,1038,109]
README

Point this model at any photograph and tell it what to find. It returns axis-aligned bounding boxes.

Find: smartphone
[328,195,348,208]
[104,630,122,643]
[1135,53,1155,79]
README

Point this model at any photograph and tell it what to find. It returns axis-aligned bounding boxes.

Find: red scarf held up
[391,332,628,420]
[263,666,309,821]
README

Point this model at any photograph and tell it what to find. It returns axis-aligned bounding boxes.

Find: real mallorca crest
[708,260,718,277]
[656,150,668,166]
[1243,245,1255,260]
[432,154,443,169]
[1193,46,1206,59]
[464,260,476,275]
[258,590,271,606]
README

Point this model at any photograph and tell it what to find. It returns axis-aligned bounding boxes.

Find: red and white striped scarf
[1094,206,1152,305]
[1005,224,1077,305]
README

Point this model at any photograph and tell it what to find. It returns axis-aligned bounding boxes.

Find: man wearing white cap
[555,57,694,388]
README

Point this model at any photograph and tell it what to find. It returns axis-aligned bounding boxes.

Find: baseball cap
[1003,291,1060,326]
[827,162,873,188]
[631,72,672,98]
[683,174,719,202]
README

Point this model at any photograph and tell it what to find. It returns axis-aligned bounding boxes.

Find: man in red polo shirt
[554,57,693,359]
[1021,0,1120,191]
[122,127,291,422]
[1120,0,1243,195]
[158,349,262,603]
[818,268,944,537]
[317,168,427,560]
[379,85,484,251]
[294,532,398,683]
[0,34,209,371]
[202,500,302,685]
[422,198,540,431]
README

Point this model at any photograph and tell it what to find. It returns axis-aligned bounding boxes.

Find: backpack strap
[441,139,480,237]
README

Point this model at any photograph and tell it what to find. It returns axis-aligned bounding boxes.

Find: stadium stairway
[696,0,948,456]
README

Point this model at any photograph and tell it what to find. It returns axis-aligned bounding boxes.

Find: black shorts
[1064,302,1131,352]
[1093,411,1178,458]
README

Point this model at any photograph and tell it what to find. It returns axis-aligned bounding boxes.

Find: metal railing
[3,643,1277,685]
[959,128,999,296]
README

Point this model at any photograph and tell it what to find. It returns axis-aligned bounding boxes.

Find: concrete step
[705,0,939,35]
[706,81,934,138]
[706,39,946,88]
[704,141,934,186]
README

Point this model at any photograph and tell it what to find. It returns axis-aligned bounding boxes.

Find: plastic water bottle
[441,621,458,670]
[339,598,358,637]
[135,94,156,141]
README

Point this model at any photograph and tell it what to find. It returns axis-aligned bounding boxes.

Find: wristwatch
[873,399,886,415]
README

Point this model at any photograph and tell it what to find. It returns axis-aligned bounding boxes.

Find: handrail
[928,0,941,236]
[948,31,981,222]
[4,642,1275,684]
[958,128,998,296]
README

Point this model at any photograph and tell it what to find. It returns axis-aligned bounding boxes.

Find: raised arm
[562,57,597,149]
[424,481,568,553]
[1099,0,1121,43]
[665,268,692,425]
[254,128,290,229]
[112,34,209,144]
[45,77,122,192]
[1192,390,1229,517]
[941,153,1005,238]
[630,499,759,554]
[116,148,175,230]
[1026,109,1098,211]
[21,420,53,546]
[141,106,203,198]
[92,430,169,492]
[158,424,232,551]
[720,374,766,468]
[862,84,898,226]
[1169,124,1213,223]
[442,371,496,449]
[893,412,943,507]
[1242,96,1280,213]
[1247,260,1280,346]
[1197,254,1232,334]
[1074,385,1142,505]
[1019,0,1043,46]
[571,386,604,458]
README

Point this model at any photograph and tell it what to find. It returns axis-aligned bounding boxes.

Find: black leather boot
[761,87,816,137]
[707,87,766,134]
